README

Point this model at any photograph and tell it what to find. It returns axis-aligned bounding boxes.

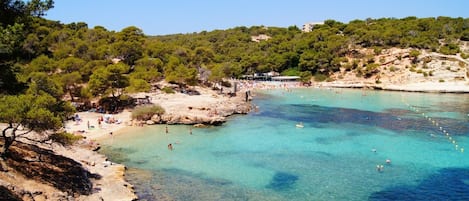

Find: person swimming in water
[376,164,384,172]
[168,143,173,151]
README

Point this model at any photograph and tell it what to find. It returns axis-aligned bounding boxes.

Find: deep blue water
[100,88,469,201]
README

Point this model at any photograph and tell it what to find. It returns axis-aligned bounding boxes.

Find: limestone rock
[150,115,161,123]
[194,124,206,128]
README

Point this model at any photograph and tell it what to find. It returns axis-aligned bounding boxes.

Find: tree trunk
[1,124,17,158]
[1,136,14,158]
[69,87,75,102]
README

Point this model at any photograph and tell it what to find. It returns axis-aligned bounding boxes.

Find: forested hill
[1,13,469,101]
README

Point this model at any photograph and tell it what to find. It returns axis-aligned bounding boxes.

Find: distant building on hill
[251,34,271,42]
[302,22,324,32]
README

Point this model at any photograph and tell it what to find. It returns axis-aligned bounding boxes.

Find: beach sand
[64,110,132,141]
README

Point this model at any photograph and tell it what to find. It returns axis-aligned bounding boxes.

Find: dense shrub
[50,132,84,145]
[461,53,468,59]
[161,86,175,94]
[131,105,165,120]
[281,68,301,76]
[439,43,460,55]
[314,73,328,82]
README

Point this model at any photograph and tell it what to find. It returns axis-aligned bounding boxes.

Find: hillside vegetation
[2,14,469,101]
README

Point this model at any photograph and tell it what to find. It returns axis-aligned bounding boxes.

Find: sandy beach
[64,110,133,141]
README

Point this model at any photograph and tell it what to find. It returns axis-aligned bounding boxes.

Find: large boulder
[146,120,155,125]
[151,115,161,123]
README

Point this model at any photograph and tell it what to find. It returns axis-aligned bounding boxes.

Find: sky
[46,0,469,36]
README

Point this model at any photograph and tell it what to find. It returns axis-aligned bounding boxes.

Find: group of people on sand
[95,114,122,129]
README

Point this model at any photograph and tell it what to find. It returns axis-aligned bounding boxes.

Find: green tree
[299,71,312,83]
[27,72,64,99]
[192,46,215,67]
[88,63,130,97]
[165,64,198,86]
[126,78,151,93]
[131,57,163,82]
[61,72,82,101]
[27,54,56,73]
[112,26,145,65]
[0,0,54,94]
[208,63,226,84]
[59,56,86,73]
[0,93,74,157]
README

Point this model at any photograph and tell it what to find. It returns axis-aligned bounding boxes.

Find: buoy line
[400,96,464,153]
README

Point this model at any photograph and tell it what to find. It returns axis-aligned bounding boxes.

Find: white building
[302,22,324,32]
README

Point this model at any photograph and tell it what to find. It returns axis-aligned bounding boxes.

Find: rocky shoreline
[319,80,469,93]
[133,87,252,126]
[145,98,251,126]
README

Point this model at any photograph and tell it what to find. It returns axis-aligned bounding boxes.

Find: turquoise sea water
[100,88,469,201]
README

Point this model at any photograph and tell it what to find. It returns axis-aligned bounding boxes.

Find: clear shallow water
[100,88,469,201]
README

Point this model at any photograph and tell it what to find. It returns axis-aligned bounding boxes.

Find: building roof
[271,76,301,81]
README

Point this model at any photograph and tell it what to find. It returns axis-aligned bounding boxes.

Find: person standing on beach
[165,126,169,134]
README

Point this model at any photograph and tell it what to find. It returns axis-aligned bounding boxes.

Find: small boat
[296,122,304,128]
